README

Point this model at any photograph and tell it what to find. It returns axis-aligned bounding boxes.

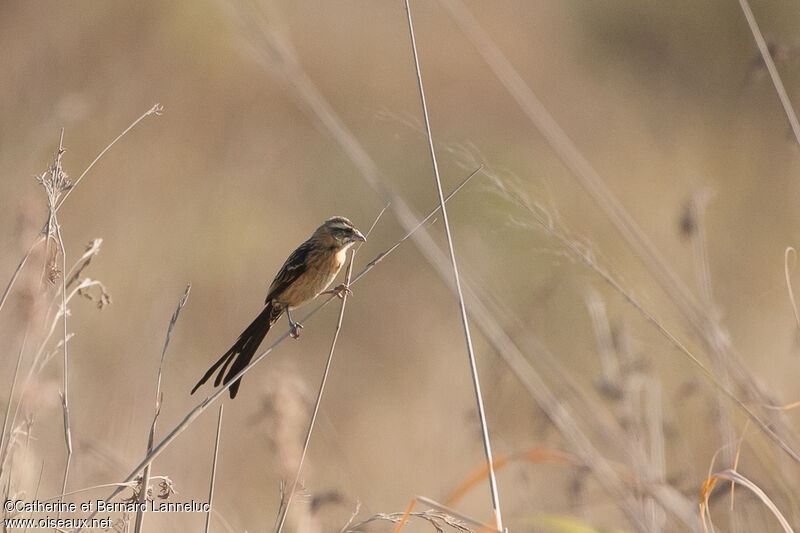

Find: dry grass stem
[41,131,75,505]
[273,247,356,532]
[700,469,794,533]
[54,104,163,211]
[0,334,27,480]
[0,235,45,316]
[134,284,191,533]
[205,405,224,533]
[736,0,800,148]
[403,2,503,529]
[352,509,473,533]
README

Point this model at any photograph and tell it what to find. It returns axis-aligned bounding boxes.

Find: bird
[191,216,366,399]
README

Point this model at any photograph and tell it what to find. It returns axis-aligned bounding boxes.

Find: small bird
[191,216,366,399]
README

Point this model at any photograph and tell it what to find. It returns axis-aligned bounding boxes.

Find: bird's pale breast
[277,247,346,309]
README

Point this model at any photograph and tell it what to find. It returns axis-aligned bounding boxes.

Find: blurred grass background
[2,0,800,531]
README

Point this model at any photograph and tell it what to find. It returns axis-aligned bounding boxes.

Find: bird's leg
[286,308,303,339]
[321,283,352,299]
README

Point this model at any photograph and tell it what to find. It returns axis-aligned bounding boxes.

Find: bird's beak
[353,230,366,242]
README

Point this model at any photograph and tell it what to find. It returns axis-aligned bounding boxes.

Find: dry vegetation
[3,1,800,532]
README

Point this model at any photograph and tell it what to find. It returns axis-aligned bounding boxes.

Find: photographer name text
[5,499,210,514]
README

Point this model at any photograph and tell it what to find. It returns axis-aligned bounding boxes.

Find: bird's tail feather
[191,302,283,399]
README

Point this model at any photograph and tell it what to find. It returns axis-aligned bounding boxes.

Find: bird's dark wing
[265,239,312,303]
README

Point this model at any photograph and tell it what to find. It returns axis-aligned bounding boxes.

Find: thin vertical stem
[403,1,503,530]
[205,405,224,533]
[0,235,45,315]
[0,332,27,479]
[274,252,356,533]
[134,284,191,533]
[56,213,73,512]
[53,130,73,507]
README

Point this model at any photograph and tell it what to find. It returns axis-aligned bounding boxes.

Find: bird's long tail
[191,302,283,399]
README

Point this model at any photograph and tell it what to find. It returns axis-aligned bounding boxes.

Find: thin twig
[133,284,191,533]
[0,331,27,479]
[338,501,362,533]
[354,167,481,279]
[205,405,224,533]
[274,247,356,532]
[403,2,502,530]
[63,238,104,293]
[0,235,45,316]
[737,0,800,148]
[50,131,73,507]
[40,481,163,503]
[55,104,163,211]
[74,178,473,531]
[31,460,46,523]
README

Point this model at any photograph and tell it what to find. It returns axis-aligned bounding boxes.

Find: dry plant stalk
[273,250,356,533]
[33,131,76,503]
[403,1,503,530]
[736,0,800,148]
[133,284,191,533]
[204,405,224,533]
[700,469,793,533]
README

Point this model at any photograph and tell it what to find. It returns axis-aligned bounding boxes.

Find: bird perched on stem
[191,216,366,399]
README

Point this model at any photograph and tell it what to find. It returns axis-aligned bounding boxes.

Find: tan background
[2,1,800,531]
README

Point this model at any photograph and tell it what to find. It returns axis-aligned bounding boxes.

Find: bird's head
[315,216,366,248]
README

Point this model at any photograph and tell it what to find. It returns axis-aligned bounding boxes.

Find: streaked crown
[316,216,366,245]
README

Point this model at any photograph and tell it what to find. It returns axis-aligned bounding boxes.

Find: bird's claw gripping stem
[322,283,352,300]
[289,321,304,339]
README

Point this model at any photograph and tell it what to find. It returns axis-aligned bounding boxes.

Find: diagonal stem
[737,0,800,148]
